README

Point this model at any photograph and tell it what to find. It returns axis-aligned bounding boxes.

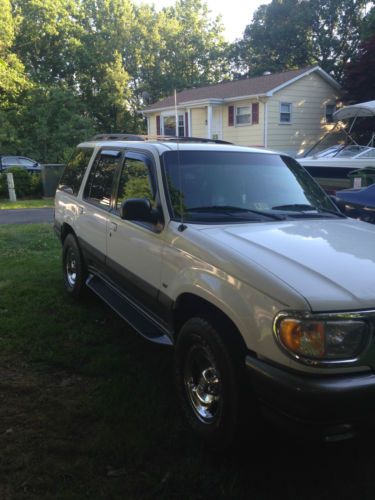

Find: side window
[59,148,93,196]
[116,158,155,211]
[280,102,292,123]
[84,150,122,209]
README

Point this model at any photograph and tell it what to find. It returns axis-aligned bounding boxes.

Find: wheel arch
[61,222,77,243]
[172,293,248,358]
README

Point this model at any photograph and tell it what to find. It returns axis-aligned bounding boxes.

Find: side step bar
[86,274,173,346]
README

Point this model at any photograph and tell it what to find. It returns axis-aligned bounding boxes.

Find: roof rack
[90,133,233,145]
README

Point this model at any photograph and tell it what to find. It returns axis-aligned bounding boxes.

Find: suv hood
[202,218,375,311]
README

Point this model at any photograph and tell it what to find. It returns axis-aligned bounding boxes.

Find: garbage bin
[348,167,375,188]
[41,164,65,197]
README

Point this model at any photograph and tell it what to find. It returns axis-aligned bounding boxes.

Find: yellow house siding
[148,114,158,135]
[191,108,207,137]
[222,100,264,147]
[266,72,340,155]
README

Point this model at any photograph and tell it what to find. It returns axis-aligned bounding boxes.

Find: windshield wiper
[187,205,285,220]
[272,203,345,218]
[272,203,318,211]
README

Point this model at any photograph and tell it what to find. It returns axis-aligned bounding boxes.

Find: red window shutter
[185,112,189,136]
[252,103,259,125]
[156,115,161,135]
[228,106,234,126]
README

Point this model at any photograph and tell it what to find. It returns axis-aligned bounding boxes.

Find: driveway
[0,208,54,225]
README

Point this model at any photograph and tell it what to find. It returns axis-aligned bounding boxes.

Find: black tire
[175,316,245,448]
[62,233,86,298]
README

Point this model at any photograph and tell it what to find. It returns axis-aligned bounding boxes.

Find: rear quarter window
[58,148,94,196]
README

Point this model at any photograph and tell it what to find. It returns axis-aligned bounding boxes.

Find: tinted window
[18,158,36,167]
[84,150,121,209]
[2,157,20,166]
[116,158,155,211]
[59,148,93,196]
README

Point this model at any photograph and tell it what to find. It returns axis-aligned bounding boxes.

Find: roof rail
[90,133,233,145]
[91,133,146,141]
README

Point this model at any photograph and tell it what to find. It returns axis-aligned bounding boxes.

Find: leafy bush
[0,167,43,198]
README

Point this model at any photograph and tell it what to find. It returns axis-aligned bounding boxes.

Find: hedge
[0,167,43,198]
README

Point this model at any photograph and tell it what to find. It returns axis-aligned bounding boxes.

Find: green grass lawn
[0,198,54,209]
[0,224,374,499]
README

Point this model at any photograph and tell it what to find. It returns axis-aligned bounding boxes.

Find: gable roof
[142,66,340,113]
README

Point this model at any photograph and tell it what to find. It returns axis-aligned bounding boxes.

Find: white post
[7,173,17,202]
[207,104,213,139]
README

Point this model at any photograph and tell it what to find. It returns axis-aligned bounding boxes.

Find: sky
[134,1,271,41]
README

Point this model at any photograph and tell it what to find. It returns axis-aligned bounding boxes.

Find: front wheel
[175,316,244,448]
[62,234,86,298]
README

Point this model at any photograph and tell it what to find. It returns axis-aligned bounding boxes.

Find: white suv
[55,134,375,445]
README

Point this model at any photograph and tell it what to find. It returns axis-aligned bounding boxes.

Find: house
[141,66,341,156]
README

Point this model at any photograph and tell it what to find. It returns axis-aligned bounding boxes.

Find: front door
[106,151,165,316]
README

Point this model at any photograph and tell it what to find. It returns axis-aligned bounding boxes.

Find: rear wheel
[62,234,86,298]
[175,316,245,448]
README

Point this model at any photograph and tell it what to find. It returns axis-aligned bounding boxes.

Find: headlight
[274,315,370,363]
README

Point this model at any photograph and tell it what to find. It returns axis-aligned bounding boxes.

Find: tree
[232,0,312,77]
[342,34,375,103]
[233,0,369,81]
[0,0,29,102]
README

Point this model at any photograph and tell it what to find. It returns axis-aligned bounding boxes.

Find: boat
[297,100,375,193]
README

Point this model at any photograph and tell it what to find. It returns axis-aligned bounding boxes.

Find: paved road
[0,208,54,225]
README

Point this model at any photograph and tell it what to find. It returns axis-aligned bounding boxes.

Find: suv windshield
[163,150,341,223]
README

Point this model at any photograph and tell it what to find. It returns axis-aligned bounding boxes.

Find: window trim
[111,151,163,232]
[161,111,185,137]
[235,105,252,127]
[279,102,292,125]
[58,147,95,198]
[82,147,124,211]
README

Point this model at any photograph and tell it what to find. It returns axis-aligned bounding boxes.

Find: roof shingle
[143,66,320,112]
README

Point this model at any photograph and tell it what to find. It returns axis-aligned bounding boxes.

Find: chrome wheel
[184,345,222,423]
[65,248,77,287]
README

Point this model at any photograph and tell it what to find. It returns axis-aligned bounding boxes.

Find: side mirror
[59,184,73,195]
[120,198,158,224]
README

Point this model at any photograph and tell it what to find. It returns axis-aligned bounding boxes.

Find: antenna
[174,89,187,232]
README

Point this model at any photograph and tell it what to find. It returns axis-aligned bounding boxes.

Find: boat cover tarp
[334,101,375,121]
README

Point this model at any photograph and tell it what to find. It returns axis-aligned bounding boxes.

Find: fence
[41,164,65,197]
[0,164,65,199]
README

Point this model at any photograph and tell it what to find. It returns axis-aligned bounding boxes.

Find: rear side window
[83,150,122,209]
[59,148,93,196]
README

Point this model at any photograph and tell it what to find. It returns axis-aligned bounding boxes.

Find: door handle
[110,222,118,232]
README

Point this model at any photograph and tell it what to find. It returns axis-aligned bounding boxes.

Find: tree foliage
[233,0,368,81]
[0,0,228,162]
[342,34,375,103]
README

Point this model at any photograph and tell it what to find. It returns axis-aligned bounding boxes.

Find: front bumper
[246,355,375,438]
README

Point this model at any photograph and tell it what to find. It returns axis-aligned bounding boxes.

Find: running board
[86,274,173,346]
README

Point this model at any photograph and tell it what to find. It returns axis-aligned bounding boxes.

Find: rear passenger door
[76,149,123,270]
[106,151,164,316]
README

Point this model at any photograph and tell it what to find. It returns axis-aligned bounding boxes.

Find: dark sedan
[334,184,375,224]
[0,156,41,173]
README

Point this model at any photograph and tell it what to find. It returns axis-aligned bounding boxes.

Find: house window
[325,104,336,124]
[236,106,251,125]
[280,102,292,123]
[162,114,185,136]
